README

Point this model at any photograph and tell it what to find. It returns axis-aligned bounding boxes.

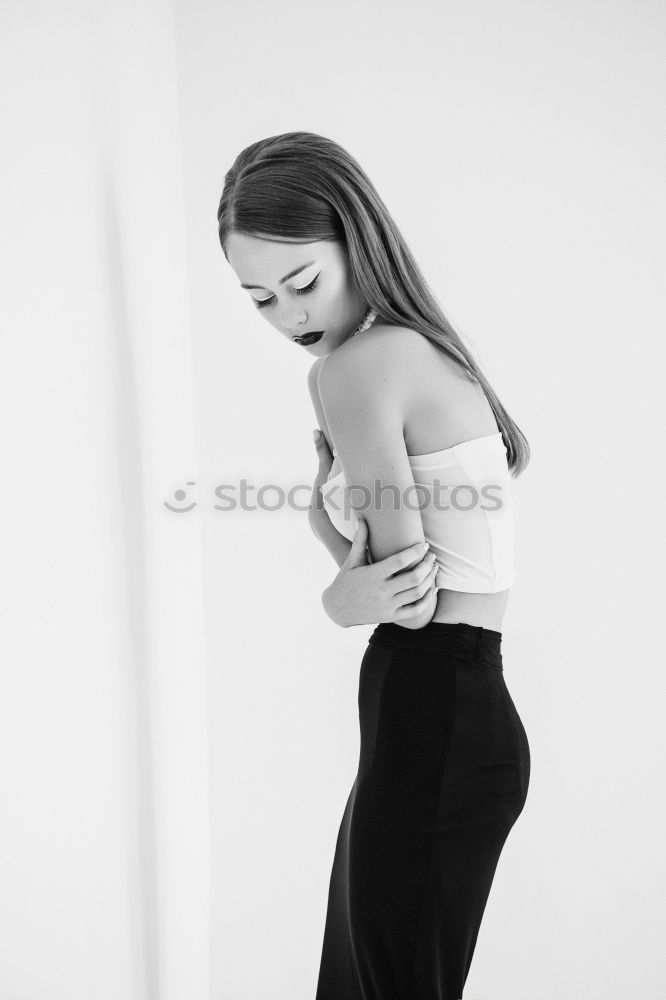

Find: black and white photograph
[1,2,664,999]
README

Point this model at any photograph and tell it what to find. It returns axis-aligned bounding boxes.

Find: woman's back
[397,328,500,454]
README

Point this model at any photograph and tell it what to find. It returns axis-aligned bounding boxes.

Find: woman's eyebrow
[240,260,317,290]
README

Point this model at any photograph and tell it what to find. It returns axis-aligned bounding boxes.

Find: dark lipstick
[294,331,324,346]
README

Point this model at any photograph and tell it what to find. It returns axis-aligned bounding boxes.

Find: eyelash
[253,274,320,310]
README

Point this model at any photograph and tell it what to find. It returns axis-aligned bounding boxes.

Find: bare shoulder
[316,324,492,456]
[320,324,443,393]
[322,323,410,372]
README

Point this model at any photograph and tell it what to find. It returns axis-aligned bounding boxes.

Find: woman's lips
[294,331,324,346]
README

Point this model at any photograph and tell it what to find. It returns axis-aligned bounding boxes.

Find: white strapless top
[319,431,516,594]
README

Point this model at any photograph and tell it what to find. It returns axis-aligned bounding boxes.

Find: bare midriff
[430,586,511,632]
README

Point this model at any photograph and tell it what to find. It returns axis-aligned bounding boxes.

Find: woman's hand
[321,517,441,629]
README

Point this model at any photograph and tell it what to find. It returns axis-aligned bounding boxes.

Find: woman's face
[225,233,367,354]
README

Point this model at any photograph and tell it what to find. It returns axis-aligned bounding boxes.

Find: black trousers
[315,621,530,1000]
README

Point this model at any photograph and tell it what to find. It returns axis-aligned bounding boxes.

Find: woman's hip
[356,621,530,824]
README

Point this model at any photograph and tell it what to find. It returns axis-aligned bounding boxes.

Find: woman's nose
[281,306,308,330]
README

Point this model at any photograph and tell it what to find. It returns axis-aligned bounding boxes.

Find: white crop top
[319,431,516,594]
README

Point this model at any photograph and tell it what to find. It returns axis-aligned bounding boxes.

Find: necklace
[351,306,378,337]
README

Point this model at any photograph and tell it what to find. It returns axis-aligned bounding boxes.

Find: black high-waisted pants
[315,621,530,1000]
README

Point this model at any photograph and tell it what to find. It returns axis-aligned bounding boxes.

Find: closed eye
[253,274,320,310]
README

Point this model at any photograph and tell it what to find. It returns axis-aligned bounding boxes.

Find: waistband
[368,621,503,670]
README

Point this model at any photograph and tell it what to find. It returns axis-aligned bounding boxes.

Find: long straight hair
[217,131,530,476]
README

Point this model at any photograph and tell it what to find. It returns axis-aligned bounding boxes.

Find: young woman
[218,131,531,1000]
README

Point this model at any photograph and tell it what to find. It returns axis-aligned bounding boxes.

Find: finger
[315,449,333,472]
[391,553,438,594]
[313,429,333,454]
[379,541,430,579]
[385,544,434,581]
[392,584,438,621]
[350,517,368,547]
[343,517,370,570]
[392,559,439,602]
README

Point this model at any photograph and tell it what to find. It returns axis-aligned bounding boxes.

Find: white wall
[2,2,664,998]
[0,2,210,998]
[174,1,665,999]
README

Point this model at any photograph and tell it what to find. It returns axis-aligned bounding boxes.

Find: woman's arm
[317,328,438,630]
[308,507,353,568]
[307,362,356,569]
[306,422,353,567]
[307,352,437,629]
